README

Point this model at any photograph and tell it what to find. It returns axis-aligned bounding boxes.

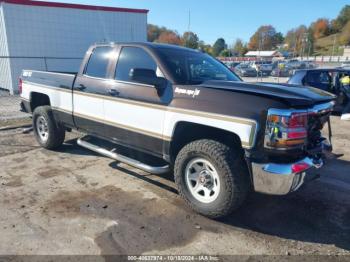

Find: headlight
[265,109,308,150]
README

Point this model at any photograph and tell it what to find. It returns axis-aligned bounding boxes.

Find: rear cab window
[84,46,114,78]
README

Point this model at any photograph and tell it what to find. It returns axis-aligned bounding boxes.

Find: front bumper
[251,156,324,195]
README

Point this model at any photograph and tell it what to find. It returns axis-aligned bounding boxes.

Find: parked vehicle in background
[234,63,257,77]
[228,61,241,71]
[271,65,292,77]
[20,42,335,218]
[285,59,317,71]
[341,61,350,68]
[251,61,273,76]
[285,59,300,69]
[288,68,350,112]
[299,61,317,69]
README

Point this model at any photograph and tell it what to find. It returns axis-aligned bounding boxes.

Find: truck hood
[200,80,336,107]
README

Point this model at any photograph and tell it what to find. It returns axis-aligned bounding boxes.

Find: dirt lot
[0,116,349,258]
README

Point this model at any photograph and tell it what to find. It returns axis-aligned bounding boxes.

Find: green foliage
[332,5,350,32]
[182,31,199,49]
[219,49,232,57]
[212,38,227,57]
[232,38,248,56]
[248,25,281,50]
[339,21,350,45]
[147,24,161,42]
[274,32,285,45]
[284,25,310,55]
[198,41,213,56]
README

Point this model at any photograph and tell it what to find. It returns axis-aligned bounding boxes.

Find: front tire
[33,106,65,149]
[174,139,249,218]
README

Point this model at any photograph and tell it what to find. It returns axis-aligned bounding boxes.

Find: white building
[0,0,148,94]
[245,51,283,58]
[344,46,350,58]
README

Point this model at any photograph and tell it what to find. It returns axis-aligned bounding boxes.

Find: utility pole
[301,33,308,60]
[293,34,297,58]
[331,34,337,61]
[305,32,312,60]
[188,9,191,32]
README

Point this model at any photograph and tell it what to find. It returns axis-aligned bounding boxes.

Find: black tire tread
[33,106,65,149]
[174,139,249,218]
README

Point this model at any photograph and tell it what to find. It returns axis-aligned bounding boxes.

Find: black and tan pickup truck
[19,42,335,218]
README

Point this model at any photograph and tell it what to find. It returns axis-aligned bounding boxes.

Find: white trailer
[0,0,148,94]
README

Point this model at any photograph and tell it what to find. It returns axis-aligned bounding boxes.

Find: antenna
[131,25,134,41]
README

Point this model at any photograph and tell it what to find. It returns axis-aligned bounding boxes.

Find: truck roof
[93,42,202,53]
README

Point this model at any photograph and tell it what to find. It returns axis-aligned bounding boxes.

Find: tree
[182,31,199,49]
[275,32,285,45]
[212,38,227,57]
[332,5,350,32]
[248,25,281,50]
[339,20,350,45]
[284,25,310,56]
[311,18,330,39]
[147,24,162,42]
[157,31,183,45]
[219,49,232,57]
[198,41,213,55]
[232,38,247,56]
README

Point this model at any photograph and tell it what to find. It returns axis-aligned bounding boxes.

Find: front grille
[306,103,333,151]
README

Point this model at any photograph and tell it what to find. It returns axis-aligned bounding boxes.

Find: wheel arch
[30,92,51,112]
[168,121,244,163]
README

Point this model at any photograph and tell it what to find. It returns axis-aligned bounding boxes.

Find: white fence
[297,56,350,63]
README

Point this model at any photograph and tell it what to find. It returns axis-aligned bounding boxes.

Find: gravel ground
[0,116,349,258]
[0,90,30,121]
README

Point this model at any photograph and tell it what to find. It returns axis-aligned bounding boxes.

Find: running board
[77,137,170,175]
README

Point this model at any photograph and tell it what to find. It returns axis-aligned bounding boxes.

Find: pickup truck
[19,42,335,218]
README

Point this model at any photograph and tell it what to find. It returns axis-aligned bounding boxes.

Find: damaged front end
[251,101,334,195]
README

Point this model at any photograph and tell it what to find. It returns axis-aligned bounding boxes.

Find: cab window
[115,47,157,82]
[84,46,114,78]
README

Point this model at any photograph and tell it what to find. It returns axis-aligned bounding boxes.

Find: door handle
[108,89,119,96]
[77,84,86,91]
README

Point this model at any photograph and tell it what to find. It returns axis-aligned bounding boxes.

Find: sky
[40,0,349,45]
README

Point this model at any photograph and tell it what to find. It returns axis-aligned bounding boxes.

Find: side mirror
[129,68,167,90]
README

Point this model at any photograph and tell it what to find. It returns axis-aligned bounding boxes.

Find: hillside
[314,23,349,56]
[314,33,344,56]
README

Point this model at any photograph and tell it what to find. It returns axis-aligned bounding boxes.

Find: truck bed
[21,70,76,90]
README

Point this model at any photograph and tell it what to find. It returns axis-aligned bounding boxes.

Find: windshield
[157,48,241,85]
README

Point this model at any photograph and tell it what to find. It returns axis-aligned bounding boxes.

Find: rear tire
[33,106,65,149]
[174,139,249,219]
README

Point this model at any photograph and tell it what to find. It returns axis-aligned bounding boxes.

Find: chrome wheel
[185,158,220,204]
[36,116,49,142]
